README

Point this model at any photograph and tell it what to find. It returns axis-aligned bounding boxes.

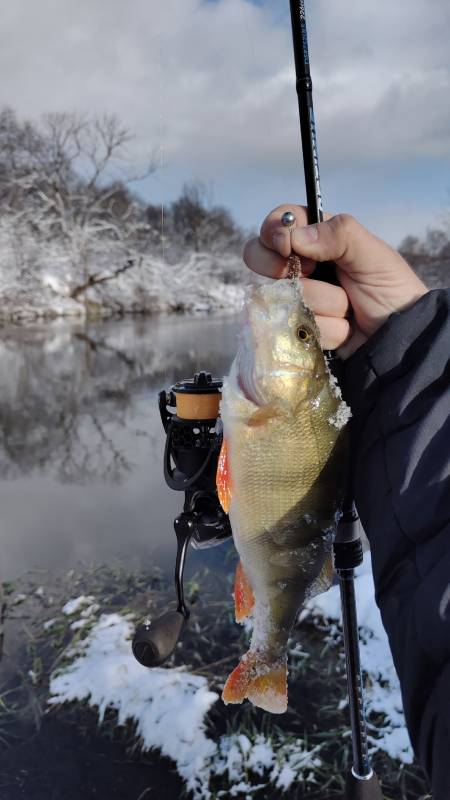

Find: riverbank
[0,211,246,324]
[0,252,245,325]
[0,556,429,800]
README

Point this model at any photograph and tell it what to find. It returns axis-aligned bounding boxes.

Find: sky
[1,0,450,246]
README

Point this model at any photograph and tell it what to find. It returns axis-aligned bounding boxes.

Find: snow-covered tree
[0,107,246,321]
[1,110,160,298]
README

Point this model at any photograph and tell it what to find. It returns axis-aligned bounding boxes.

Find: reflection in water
[0,313,240,579]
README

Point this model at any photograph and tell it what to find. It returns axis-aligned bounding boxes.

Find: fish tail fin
[234,560,255,623]
[222,652,287,714]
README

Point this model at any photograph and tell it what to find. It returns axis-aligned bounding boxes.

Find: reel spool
[132,371,232,668]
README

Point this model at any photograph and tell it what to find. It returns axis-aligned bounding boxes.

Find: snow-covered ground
[48,552,412,798]
[305,554,413,764]
[49,611,322,799]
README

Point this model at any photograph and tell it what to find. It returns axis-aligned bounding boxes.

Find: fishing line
[155,19,166,265]
[243,6,276,145]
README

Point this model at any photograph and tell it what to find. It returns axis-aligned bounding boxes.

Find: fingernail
[292,224,319,245]
[272,233,288,254]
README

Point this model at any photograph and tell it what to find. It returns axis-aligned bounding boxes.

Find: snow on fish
[217,277,351,713]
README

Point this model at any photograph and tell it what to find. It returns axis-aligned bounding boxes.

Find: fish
[216,277,350,714]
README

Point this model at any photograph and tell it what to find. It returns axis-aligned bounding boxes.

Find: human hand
[243,205,428,356]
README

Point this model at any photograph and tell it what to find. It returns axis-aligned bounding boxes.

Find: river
[0,312,241,582]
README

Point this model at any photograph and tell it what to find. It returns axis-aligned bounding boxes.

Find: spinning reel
[132,371,231,668]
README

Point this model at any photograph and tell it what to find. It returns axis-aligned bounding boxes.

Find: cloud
[1,0,449,244]
[1,0,449,172]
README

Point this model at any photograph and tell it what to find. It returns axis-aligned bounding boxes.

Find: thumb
[290,213,428,337]
[290,213,394,277]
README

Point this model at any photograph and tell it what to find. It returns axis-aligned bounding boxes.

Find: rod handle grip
[345,769,383,800]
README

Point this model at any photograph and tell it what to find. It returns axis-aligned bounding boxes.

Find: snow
[80,603,101,618]
[70,618,93,631]
[214,733,321,793]
[12,593,27,606]
[48,551,413,798]
[0,215,245,322]
[328,399,352,429]
[306,552,414,764]
[49,613,219,799]
[48,612,323,799]
[62,595,96,615]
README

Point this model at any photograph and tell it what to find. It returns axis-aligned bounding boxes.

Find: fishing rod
[131,5,382,798]
[288,2,382,797]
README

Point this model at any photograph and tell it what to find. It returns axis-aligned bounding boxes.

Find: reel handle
[132,611,186,667]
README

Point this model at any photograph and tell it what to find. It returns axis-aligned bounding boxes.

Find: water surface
[0,313,241,581]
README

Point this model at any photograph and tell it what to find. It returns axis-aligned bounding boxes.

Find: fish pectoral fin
[234,560,255,623]
[216,438,232,513]
[222,653,287,714]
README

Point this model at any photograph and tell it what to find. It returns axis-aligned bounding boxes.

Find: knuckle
[330,213,360,260]
[334,213,358,237]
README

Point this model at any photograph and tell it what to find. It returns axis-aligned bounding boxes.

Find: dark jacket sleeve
[342,288,450,799]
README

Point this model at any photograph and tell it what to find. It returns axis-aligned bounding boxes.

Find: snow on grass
[48,612,323,799]
[214,733,322,797]
[47,552,413,797]
[62,595,96,615]
[49,613,219,799]
[305,552,414,764]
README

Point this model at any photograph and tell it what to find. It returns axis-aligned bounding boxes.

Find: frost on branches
[0,108,246,322]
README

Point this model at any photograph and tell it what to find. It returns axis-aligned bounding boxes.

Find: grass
[0,561,430,800]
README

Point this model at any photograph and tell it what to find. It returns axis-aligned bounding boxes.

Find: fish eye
[296,326,311,341]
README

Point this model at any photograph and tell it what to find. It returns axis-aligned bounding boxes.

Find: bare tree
[1,110,158,302]
[170,181,244,256]
[400,227,450,289]
[0,108,247,319]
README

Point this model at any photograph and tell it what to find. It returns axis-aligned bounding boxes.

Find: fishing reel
[132,371,232,668]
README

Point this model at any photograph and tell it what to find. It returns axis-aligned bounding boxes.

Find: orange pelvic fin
[216,438,232,513]
[222,653,287,714]
[234,560,255,623]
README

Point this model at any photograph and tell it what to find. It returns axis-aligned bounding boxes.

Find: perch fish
[217,278,350,713]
